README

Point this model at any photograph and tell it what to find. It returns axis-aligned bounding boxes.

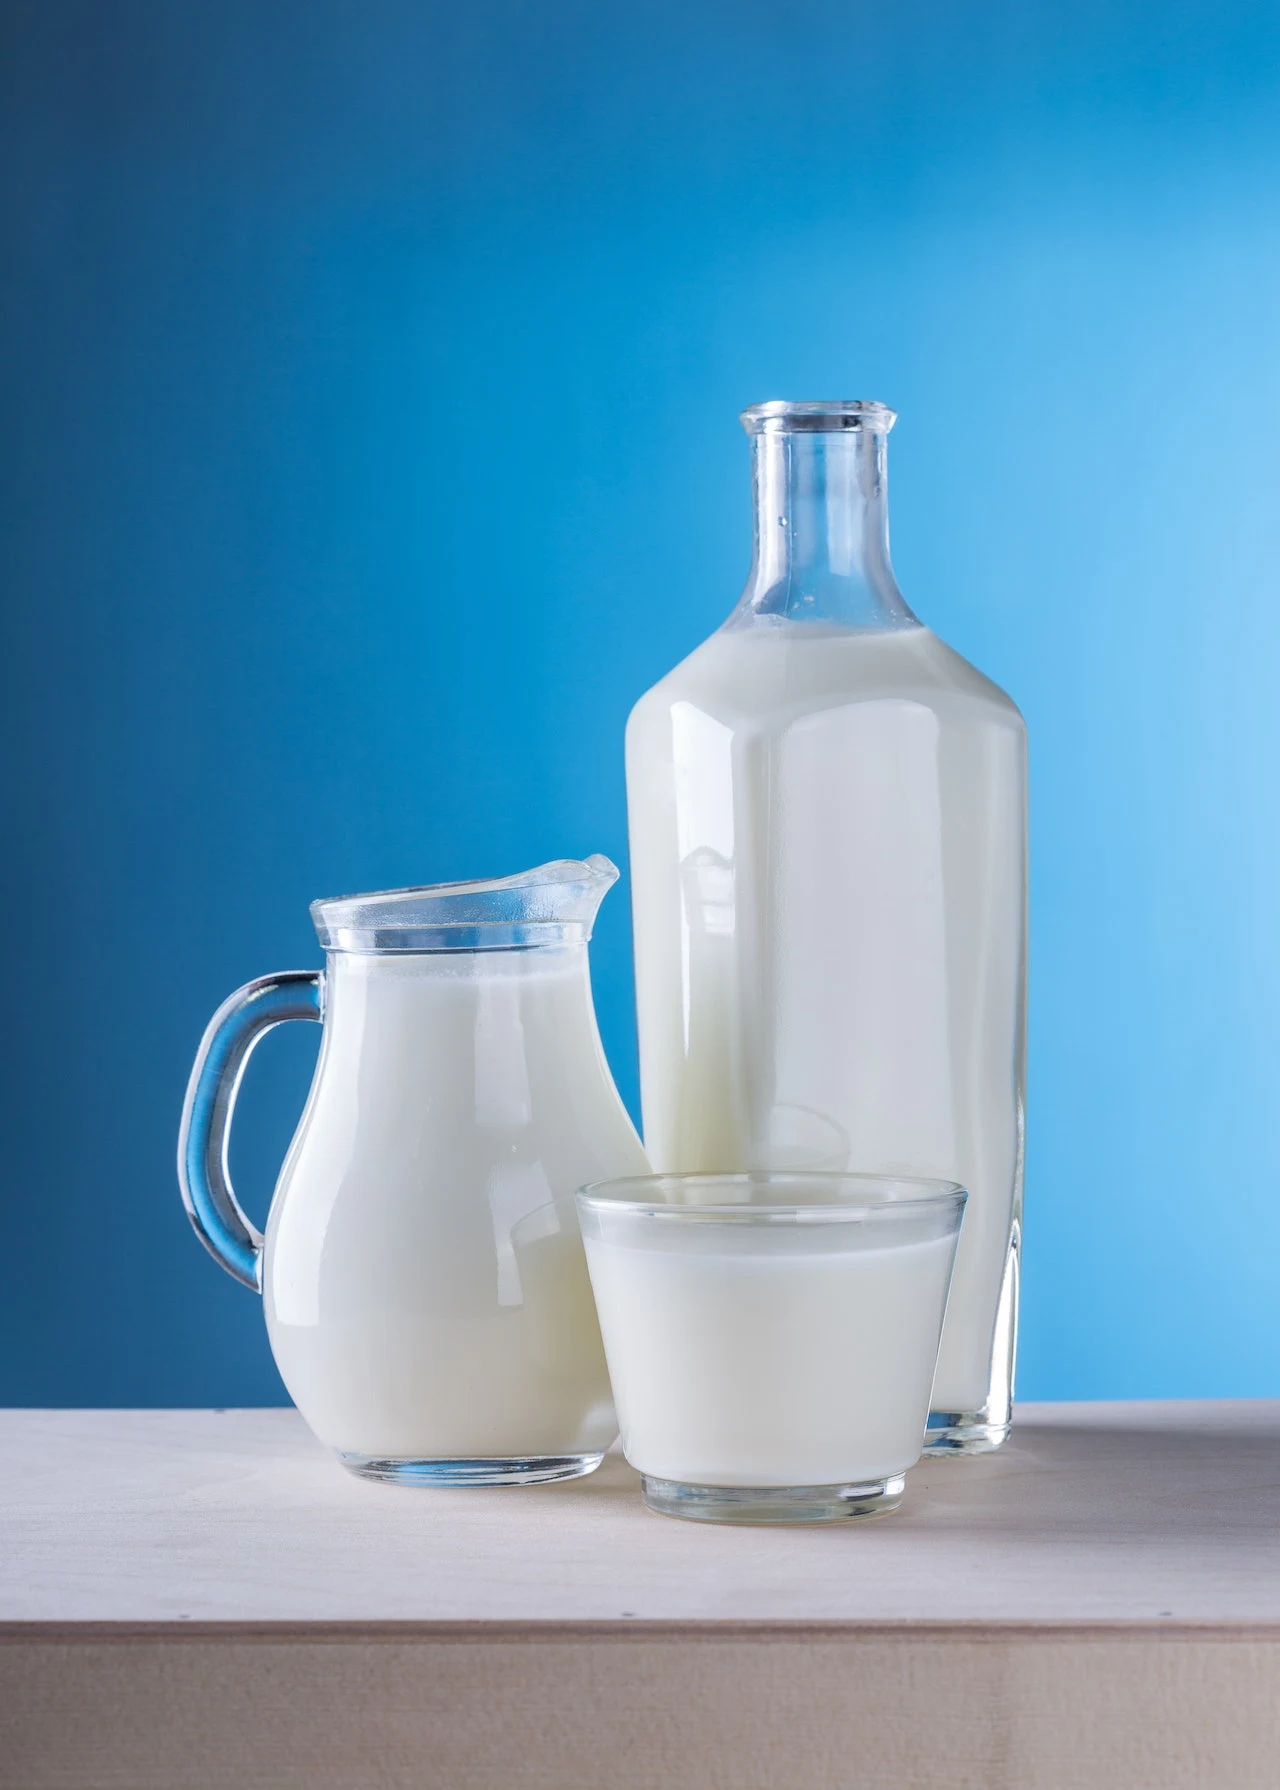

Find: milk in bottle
[625,403,1026,1451]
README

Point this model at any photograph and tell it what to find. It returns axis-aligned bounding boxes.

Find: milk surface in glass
[625,403,1026,1446]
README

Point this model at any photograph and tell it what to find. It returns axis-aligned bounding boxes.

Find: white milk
[584,1223,958,1486]
[262,946,649,1460]
[626,623,1026,1415]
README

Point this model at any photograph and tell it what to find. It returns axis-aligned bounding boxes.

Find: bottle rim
[740,399,897,435]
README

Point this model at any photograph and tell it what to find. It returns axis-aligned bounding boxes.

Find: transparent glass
[577,1172,966,1523]
[625,399,1027,1455]
[178,857,649,1486]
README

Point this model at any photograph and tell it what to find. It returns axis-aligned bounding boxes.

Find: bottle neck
[735,425,915,629]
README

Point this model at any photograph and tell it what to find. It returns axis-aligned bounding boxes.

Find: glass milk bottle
[625,401,1026,1453]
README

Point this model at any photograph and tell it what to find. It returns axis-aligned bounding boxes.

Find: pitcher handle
[178,971,324,1291]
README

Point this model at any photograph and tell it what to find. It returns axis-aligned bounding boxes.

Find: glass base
[923,1410,1011,1455]
[641,1473,906,1525]
[339,1451,605,1487]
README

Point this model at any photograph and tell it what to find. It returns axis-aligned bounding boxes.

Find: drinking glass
[577,1172,966,1524]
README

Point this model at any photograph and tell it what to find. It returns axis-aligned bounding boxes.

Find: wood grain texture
[4,1629,1280,1790]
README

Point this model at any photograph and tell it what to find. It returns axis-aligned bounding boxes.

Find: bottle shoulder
[627,624,1024,737]
[913,631,1026,725]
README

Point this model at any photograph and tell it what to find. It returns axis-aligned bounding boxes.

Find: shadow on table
[493,1411,1280,1557]
[906,1409,1280,1545]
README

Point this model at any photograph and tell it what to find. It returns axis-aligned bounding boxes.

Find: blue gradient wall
[4,0,1279,1404]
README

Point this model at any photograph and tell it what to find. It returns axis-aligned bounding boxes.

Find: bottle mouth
[740,399,896,436]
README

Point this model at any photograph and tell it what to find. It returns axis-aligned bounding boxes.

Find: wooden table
[3,1401,1279,1788]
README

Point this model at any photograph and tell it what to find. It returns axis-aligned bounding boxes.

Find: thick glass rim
[310,854,616,954]
[577,1170,966,1224]
[740,399,897,436]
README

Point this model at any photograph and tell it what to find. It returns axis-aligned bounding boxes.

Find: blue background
[4,0,1279,1406]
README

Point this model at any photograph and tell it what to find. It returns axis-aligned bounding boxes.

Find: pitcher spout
[560,853,619,929]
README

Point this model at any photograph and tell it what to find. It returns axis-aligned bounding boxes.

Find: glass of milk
[577,1171,966,1523]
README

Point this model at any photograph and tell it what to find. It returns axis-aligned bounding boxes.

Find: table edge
[5,1618,1280,1644]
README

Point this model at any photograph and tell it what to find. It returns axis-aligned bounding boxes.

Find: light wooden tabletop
[5,1402,1280,1790]
[3,1398,1279,1624]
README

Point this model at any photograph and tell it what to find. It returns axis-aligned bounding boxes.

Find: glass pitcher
[178,857,649,1485]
